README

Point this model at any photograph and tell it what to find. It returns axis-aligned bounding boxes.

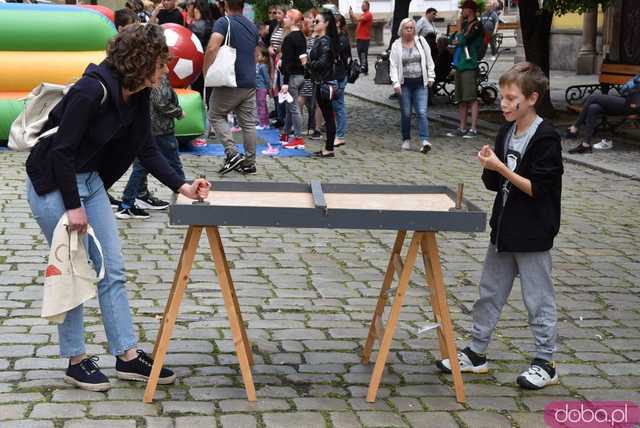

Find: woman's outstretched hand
[179,178,211,201]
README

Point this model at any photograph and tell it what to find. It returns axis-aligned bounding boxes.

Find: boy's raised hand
[478,145,503,171]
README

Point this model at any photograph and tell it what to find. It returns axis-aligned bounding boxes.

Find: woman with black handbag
[307,11,338,158]
[333,14,352,148]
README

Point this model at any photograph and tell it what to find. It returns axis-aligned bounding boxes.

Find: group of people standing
[257,5,360,158]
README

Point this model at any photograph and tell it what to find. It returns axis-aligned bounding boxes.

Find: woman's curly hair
[106,23,170,91]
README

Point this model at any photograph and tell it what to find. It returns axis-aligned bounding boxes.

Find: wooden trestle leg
[144,226,202,403]
[422,232,465,403]
[366,232,422,402]
[363,231,466,404]
[205,226,256,401]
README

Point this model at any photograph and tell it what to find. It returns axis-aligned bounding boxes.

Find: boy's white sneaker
[517,359,559,390]
[401,140,411,150]
[421,140,432,154]
[436,346,489,374]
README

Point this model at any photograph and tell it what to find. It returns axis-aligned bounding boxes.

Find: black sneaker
[135,193,169,210]
[517,358,559,389]
[116,350,176,384]
[564,128,578,140]
[239,164,257,175]
[462,129,479,139]
[64,356,111,392]
[116,205,150,219]
[218,152,245,175]
[310,130,322,140]
[107,193,121,209]
[568,142,592,154]
[436,346,489,374]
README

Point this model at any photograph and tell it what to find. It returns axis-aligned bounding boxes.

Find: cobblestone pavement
[1,96,639,428]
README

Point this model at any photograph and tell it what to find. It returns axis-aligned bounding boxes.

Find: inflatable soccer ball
[162,23,204,88]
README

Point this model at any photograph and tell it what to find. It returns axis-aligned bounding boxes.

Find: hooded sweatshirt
[482,120,564,252]
[26,61,186,210]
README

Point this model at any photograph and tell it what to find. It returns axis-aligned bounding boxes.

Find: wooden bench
[565,63,640,133]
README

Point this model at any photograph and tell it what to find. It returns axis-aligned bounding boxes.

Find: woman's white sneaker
[401,140,411,150]
[517,359,559,390]
[436,346,489,374]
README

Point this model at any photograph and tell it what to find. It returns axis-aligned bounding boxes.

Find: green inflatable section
[174,91,206,138]
[0,92,205,143]
[0,10,116,51]
[0,99,23,144]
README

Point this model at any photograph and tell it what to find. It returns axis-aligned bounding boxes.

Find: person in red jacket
[349,1,373,75]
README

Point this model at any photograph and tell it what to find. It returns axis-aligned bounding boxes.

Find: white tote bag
[205,16,237,88]
[41,214,104,324]
[8,80,106,152]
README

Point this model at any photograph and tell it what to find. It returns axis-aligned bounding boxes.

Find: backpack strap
[96,79,108,105]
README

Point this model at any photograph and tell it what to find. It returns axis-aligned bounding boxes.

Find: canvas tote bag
[42,214,105,324]
[8,80,106,151]
[205,17,237,88]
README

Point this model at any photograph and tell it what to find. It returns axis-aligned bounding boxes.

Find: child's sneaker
[463,129,479,139]
[279,133,289,144]
[517,358,559,390]
[446,128,467,138]
[283,137,305,149]
[436,346,489,374]
[420,140,432,154]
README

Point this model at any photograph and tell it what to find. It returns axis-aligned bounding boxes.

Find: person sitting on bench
[567,74,640,154]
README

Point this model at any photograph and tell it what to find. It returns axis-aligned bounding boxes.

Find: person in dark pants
[116,74,186,219]
[308,11,338,158]
[566,91,639,154]
[349,1,372,75]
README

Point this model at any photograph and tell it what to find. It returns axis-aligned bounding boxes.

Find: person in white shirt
[416,7,438,40]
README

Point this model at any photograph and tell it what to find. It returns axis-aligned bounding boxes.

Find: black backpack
[347,58,361,84]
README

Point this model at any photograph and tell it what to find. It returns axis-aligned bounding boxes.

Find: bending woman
[25,24,210,392]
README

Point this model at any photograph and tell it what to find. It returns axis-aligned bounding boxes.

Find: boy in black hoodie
[437,62,564,390]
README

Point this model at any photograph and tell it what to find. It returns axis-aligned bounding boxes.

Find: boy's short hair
[499,62,549,104]
[114,8,139,30]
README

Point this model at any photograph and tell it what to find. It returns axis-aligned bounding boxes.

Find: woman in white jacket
[390,17,436,153]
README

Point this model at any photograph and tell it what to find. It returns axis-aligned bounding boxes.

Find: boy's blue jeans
[400,84,429,141]
[122,134,185,208]
[27,172,137,357]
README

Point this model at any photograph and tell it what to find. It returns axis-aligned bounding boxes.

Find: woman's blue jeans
[26,172,137,358]
[400,84,429,141]
[332,76,348,140]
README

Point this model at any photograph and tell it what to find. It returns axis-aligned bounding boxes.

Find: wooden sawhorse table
[142,182,485,404]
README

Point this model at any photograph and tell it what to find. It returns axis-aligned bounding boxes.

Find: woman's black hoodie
[26,61,185,210]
